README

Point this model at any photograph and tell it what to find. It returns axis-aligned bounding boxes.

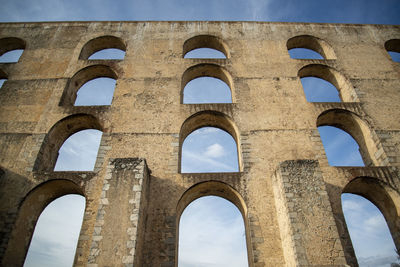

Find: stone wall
[0,21,399,266]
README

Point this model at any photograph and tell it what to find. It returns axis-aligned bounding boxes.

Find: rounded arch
[342,176,400,251]
[384,39,400,53]
[179,110,242,172]
[183,35,229,58]
[317,109,380,166]
[79,35,126,60]
[299,64,357,102]
[2,179,85,266]
[60,64,117,106]
[287,35,336,59]
[385,39,400,62]
[177,181,247,223]
[0,37,26,57]
[34,113,103,171]
[181,63,234,103]
[179,111,239,145]
[176,180,251,266]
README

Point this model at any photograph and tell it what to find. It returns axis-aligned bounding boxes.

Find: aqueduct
[0,21,399,266]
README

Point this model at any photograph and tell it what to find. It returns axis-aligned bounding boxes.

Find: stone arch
[342,176,400,251]
[385,39,400,53]
[298,64,357,102]
[179,110,242,172]
[0,37,26,57]
[317,109,382,166]
[181,63,234,103]
[287,35,336,59]
[2,179,85,266]
[385,39,400,62]
[79,35,126,60]
[183,35,229,58]
[60,64,118,106]
[176,180,251,266]
[298,64,358,102]
[34,113,103,171]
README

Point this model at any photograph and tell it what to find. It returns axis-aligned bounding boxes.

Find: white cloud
[24,195,85,267]
[204,143,225,158]
[358,254,398,267]
[64,146,79,156]
[179,196,248,267]
[181,127,239,172]
[365,215,385,228]
[182,150,236,172]
[342,199,362,211]
[198,127,221,134]
[54,129,102,171]
[342,194,397,260]
[186,127,221,137]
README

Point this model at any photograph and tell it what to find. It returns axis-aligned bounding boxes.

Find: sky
[23,195,85,267]
[181,127,239,173]
[0,0,399,266]
[0,0,400,24]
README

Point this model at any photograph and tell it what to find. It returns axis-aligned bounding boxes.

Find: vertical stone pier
[273,160,347,266]
[88,158,149,267]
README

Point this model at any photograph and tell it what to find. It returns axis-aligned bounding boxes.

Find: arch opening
[0,37,25,63]
[0,49,24,63]
[24,194,86,267]
[184,48,226,59]
[183,35,229,58]
[298,64,356,102]
[179,111,242,173]
[341,177,400,265]
[34,114,103,172]
[388,51,400,62]
[181,127,239,173]
[54,129,103,171]
[0,78,6,88]
[79,35,126,60]
[385,39,400,63]
[183,76,232,104]
[74,77,116,106]
[318,126,364,166]
[317,109,381,166]
[60,65,117,106]
[300,77,341,102]
[288,48,324,59]
[176,181,250,267]
[2,180,85,266]
[0,68,7,89]
[181,64,234,104]
[178,196,248,267]
[88,48,126,60]
[287,35,336,59]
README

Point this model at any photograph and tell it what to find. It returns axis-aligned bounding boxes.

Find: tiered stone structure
[0,21,399,267]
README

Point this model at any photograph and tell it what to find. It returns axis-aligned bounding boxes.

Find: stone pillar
[272,160,347,266]
[87,158,148,267]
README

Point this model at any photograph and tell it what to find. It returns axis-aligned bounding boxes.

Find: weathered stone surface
[0,21,399,267]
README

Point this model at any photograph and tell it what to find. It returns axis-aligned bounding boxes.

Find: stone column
[272,160,347,266]
[87,158,148,267]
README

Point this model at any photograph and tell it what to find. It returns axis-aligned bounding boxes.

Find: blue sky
[181,127,239,173]
[0,0,399,266]
[1,0,400,24]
